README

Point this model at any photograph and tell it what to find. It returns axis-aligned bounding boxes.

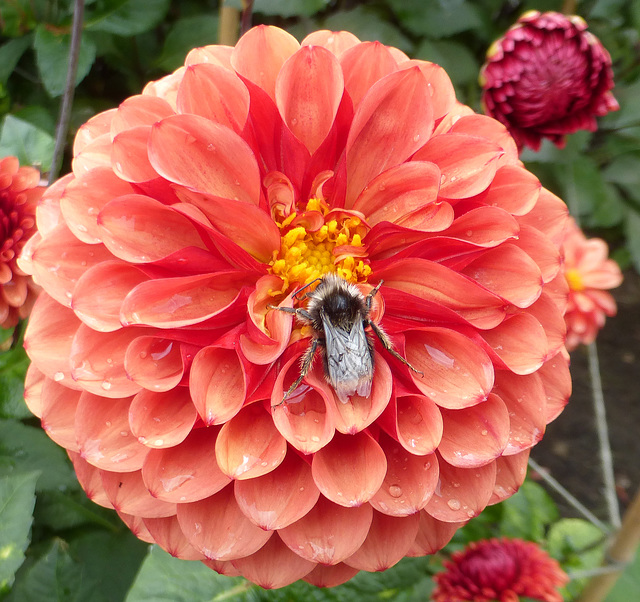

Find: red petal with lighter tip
[177,485,272,560]
[345,68,434,207]
[234,450,319,530]
[121,272,250,328]
[482,165,541,216]
[142,428,231,503]
[311,431,387,507]
[189,346,246,425]
[177,63,250,133]
[398,60,456,120]
[111,95,174,135]
[143,516,204,560]
[406,511,464,556]
[539,353,571,424]
[438,394,510,468]
[279,496,373,565]
[519,188,569,246]
[112,127,157,182]
[101,470,176,517]
[41,379,81,452]
[24,364,45,418]
[125,337,184,393]
[75,392,147,471]
[344,511,420,572]
[394,394,443,455]
[119,511,155,543]
[69,452,113,509]
[129,388,196,449]
[276,45,343,155]
[449,114,519,165]
[370,434,439,516]
[215,403,287,480]
[489,449,530,505]
[424,457,496,522]
[148,114,260,204]
[303,563,360,587]
[231,534,315,589]
[301,30,360,56]
[512,224,562,283]
[73,109,115,155]
[404,328,494,409]
[439,206,519,247]
[72,133,112,175]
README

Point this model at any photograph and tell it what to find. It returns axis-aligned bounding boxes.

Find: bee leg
[366,319,424,377]
[365,280,384,311]
[272,338,319,408]
[267,305,313,322]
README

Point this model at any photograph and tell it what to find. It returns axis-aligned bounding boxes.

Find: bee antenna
[292,277,322,301]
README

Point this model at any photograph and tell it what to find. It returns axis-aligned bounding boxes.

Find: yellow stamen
[566,268,585,292]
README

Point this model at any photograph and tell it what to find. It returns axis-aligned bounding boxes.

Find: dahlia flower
[562,218,622,350]
[480,11,619,151]
[0,156,42,328]
[20,26,572,588]
[432,537,569,602]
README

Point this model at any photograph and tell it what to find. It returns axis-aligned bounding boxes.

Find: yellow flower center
[565,268,585,292]
[269,199,371,294]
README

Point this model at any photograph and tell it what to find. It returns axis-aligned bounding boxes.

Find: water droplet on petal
[101,380,112,391]
[388,484,403,498]
[447,498,461,510]
[53,371,65,382]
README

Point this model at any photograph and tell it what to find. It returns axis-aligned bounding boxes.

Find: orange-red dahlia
[480,11,619,151]
[432,537,569,602]
[562,218,622,350]
[20,26,572,588]
[0,156,42,328]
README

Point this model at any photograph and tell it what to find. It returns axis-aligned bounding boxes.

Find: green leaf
[0,343,31,420]
[0,419,78,493]
[0,115,55,171]
[555,156,611,219]
[0,36,33,85]
[254,0,330,17]
[600,79,640,129]
[156,15,219,72]
[0,0,36,37]
[605,544,640,602]
[624,210,640,273]
[0,471,38,594]
[322,6,414,54]
[388,0,484,38]
[499,481,559,541]
[34,25,97,98]
[86,0,171,36]
[414,39,479,87]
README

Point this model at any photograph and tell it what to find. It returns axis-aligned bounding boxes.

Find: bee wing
[322,314,373,403]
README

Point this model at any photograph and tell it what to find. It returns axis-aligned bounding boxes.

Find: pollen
[565,268,585,292]
[269,199,371,294]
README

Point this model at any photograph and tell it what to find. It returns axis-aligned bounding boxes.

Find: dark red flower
[480,11,619,151]
[432,538,569,602]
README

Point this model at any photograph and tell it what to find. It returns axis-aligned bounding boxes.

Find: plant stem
[240,0,254,36]
[49,0,85,185]
[218,2,240,46]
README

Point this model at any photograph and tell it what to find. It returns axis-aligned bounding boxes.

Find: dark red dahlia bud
[480,11,619,151]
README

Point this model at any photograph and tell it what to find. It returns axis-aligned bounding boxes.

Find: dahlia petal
[234,451,320,530]
[231,533,315,589]
[101,469,176,518]
[397,60,456,121]
[177,485,273,560]
[481,165,541,216]
[512,224,562,284]
[148,114,260,204]
[231,25,300,102]
[75,392,148,471]
[340,41,399,109]
[404,328,494,409]
[111,95,174,135]
[202,558,242,577]
[72,132,112,175]
[35,173,72,235]
[2,277,28,308]
[72,261,149,332]
[143,516,205,560]
[129,388,196,449]
[31,224,114,307]
[438,394,510,468]
[70,325,143,398]
[73,109,116,156]
[111,127,158,182]
[412,133,503,199]
[177,63,250,133]
[345,68,434,208]
[489,449,530,505]
[519,188,569,246]
[24,293,81,389]
[391,394,443,456]
[344,511,420,572]
[494,371,546,455]
[462,244,543,308]
[121,271,250,328]
[142,428,231,503]
[375,258,506,329]
[59,168,136,244]
[406,511,464,556]
[189,346,246,425]
[424,457,496,522]
[439,206,519,247]
[124,337,184,393]
[276,45,344,155]
[119,511,155,544]
[351,161,440,226]
[480,313,547,375]
[68,451,114,509]
[215,403,287,480]
[538,353,571,423]
[311,431,387,507]
[24,364,45,418]
[301,30,360,56]
[41,379,82,451]
[185,44,233,68]
[279,496,373,564]
[302,563,360,587]
[525,293,567,359]
[449,114,519,165]
[370,434,439,516]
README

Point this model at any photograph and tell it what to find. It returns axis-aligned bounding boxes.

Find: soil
[532,268,640,521]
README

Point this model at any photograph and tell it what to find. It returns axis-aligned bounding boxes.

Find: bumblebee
[270,273,422,406]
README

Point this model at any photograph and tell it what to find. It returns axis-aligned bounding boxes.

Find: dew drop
[423,461,431,470]
[481,429,488,436]
[447,498,461,510]
[299,486,305,492]
[101,380,112,391]
[105,420,112,427]
[53,371,65,382]
[260,461,268,467]
[311,435,320,442]
[388,484,403,498]
[413,134,421,142]
[154,439,164,446]
[194,522,202,534]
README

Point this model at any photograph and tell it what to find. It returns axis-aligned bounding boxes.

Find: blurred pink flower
[432,538,569,602]
[480,11,619,151]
